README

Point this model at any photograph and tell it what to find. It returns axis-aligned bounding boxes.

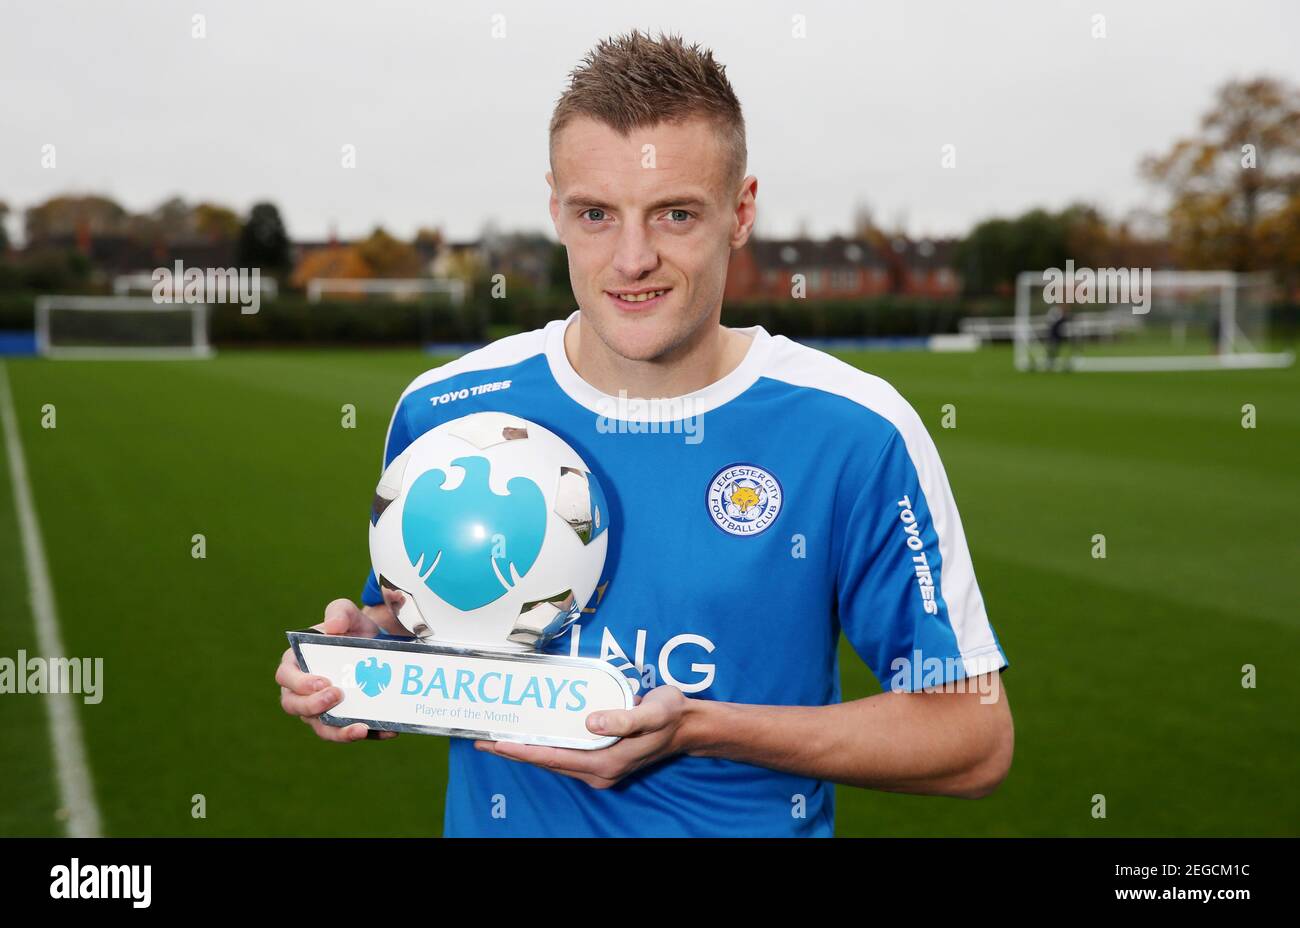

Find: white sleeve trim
[761,337,1002,670]
[961,645,1009,679]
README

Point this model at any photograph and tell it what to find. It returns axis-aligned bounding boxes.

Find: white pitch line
[0,361,103,837]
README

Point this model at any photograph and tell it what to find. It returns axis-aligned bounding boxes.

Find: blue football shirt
[360,311,1008,837]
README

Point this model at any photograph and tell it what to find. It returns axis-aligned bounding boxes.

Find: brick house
[725,235,962,302]
[725,236,893,302]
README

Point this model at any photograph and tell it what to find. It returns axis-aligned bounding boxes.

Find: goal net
[306,278,466,304]
[306,278,470,344]
[1014,270,1294,372]
[36,296,214,359]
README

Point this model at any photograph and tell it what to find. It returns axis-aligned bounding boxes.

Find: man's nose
[611,223,659,279]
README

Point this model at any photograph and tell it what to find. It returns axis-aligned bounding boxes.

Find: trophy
[287,411,634,749]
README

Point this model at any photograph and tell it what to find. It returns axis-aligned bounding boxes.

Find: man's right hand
[276,598,404,743]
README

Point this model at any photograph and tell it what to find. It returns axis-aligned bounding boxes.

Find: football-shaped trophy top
[369,411,610,651]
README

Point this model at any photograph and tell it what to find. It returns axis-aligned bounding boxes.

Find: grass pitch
[1,344,1296,836]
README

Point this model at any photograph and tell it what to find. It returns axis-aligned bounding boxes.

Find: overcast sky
[2,0,1296,245]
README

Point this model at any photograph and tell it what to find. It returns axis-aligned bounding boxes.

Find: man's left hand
[473,685,694,789]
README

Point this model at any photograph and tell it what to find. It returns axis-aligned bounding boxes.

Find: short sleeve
[836,411,1008,693]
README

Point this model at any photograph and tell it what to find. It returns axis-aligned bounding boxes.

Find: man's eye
[582,208,606,222]
[668,209,692,222]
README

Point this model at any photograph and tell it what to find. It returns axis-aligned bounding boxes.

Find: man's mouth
[607,288,671,307]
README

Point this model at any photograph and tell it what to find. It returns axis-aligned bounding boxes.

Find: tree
[1142,77,1300,278]
[548,242,569,293]
[289,245,371,290]
[0,200,9,253]
[851,201,876,240]
[956,208,1073,296]
[237,202,292,274]
[25,194,128,243]
[194,203,242,242]
[146,196,194,240]
[356,227,422,277]
[413,227,444,251]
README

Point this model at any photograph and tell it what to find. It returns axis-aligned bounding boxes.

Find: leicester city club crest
[706,463,783,536]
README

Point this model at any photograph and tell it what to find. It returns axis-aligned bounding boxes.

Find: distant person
[1208,315,1223,355]
[1044,303,1072,370]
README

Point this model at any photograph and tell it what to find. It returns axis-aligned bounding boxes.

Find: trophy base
[287,631,636,749]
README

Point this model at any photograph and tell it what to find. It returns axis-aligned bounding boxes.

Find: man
[277,30,1013,837]
[1044,303,1073,371]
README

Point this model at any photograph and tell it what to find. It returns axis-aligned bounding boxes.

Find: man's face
[548,114,756,364]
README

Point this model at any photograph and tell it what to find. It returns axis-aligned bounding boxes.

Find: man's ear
[730,174,759,250]
[546,170,564,243]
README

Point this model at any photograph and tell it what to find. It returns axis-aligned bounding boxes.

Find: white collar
[544,310,772,422]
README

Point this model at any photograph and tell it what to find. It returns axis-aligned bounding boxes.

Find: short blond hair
[549,29,747,191]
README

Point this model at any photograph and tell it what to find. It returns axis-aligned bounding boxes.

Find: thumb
[320,612,351,635]
[319,599,369,636]
[587,705,657,737]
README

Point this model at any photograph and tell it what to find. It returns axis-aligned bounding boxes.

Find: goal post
[114,271,278,301]
[306,277,472,345]
[35,296,214,360]
[1014,270,1295,372]
[306,278,466,304]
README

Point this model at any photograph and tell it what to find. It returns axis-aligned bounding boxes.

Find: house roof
[747,236,889,270]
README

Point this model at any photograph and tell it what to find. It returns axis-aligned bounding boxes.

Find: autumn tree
[356,227,422,277]
[25,194,129,243]
[413,227,444,252]
[1142,77,1300,281]
[194,203,242,242]
[140,196,194,241]
[289,245,372,290]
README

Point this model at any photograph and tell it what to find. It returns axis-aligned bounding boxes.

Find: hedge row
[0,294,486,345]
[1,292,1295,344]
[490,296,1015,340]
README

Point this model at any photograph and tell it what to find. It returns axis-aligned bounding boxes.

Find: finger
[477,740,607,776]
[586,701,667,738]
[301,715,345,742]
[321,721,372,743]
[541,766,617,788]
[280,685,345,718]
[475,741,616,785]
[320,598,374,637]
[320,598,361,635]
[306,718,373,743]
[275,649,334,697]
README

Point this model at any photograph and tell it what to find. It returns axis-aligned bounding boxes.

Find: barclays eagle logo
[401,455,546,611]
[355,657,392,697]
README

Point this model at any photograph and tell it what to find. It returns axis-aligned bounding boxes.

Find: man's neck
[564,313,753,399]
